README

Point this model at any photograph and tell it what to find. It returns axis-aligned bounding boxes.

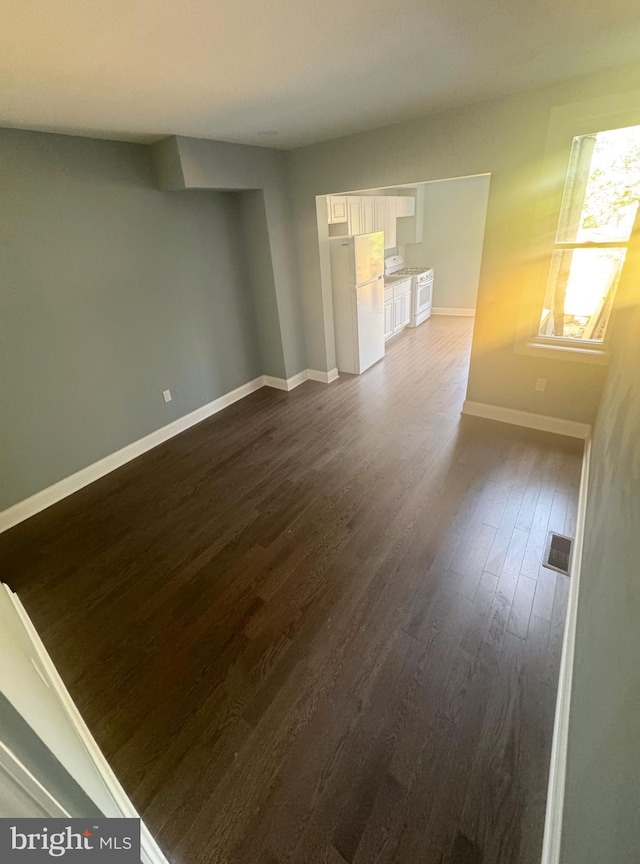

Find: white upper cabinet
[397,187,423,246]
[384,197,397,249]
[374,197,386,235]
[395,196,416,217]
[327,195,348,224]
[328,194,413,246]
[347,197,362,235]
[361,197,375,234]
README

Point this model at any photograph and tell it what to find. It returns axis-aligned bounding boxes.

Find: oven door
[415,273,433,315]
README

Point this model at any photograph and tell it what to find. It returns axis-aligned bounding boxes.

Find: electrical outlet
[163,389,172,403]
[535,378,547,392]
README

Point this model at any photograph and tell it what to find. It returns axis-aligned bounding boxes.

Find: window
[538,124,640,344]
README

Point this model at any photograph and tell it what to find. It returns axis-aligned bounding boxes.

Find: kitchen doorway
[316,173,491,378]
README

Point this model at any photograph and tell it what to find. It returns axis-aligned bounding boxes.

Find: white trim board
[0,368,340,534]
[462,400,591,440]
[3,584,171,864]
[431,307,476,317]
[308,367,340,384]
[266,368,339,389]
[263,371,308,391]
[541,435,591,864]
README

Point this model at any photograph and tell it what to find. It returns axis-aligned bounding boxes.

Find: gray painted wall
[153,136,307,380]
[560,224,640,862]
[288,63,640,423]
[402,175,490,311]
[0,128,263,510]
[238,190,286,377]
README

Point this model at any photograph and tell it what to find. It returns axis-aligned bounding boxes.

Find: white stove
[384,256,434,327]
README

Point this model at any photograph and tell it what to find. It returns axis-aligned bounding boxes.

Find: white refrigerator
[330,232,385,374]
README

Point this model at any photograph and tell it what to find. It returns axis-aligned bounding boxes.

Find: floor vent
[543,532,573,575]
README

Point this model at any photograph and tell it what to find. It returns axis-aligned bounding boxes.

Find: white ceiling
[2,0,640,149]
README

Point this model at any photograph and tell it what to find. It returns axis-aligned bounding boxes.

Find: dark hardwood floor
[0,317,582,864]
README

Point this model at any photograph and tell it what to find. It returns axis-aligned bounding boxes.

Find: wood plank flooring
[0,317,582,864]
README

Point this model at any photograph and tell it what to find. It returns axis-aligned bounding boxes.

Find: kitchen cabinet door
[393,295,403,333]
[327,195,348,224]
[347,197,362,235]
[361,197,375,234]
[374,197,386,235]
[384,198,397,249]
[395,196,416,217]
[401,288,412,326]
[384,299,394,341]
[396,186,424,246]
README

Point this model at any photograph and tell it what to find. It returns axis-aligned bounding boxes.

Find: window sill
[516,337,610,366]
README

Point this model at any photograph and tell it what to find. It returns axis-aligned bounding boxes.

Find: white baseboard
[462,400,591,440]
[263,371,308,391]
[0,369,340,534]
[431,307,476,317]
[3,585,171,864]
[308,367,339,384]
[541,435,591,864]
[265,368,340,389]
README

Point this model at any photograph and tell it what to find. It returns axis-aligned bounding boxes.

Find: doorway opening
[315,174,491,382]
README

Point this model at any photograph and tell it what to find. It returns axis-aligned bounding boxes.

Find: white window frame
[515,90,640,366]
